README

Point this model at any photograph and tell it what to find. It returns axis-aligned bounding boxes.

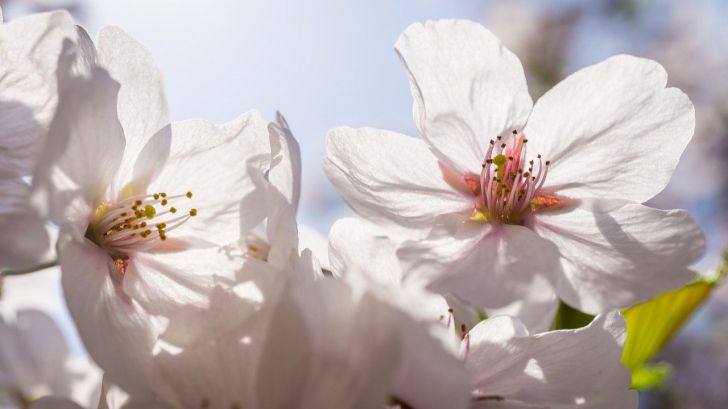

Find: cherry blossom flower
[0,308,101,408]
[233,113,324,279]
[136,263,467,409]
[105,216,468,408]
[330,218,636,408]
[0,9,78,270]
[464,313,636,408]
[33,26,270,398]
[324,19,705,315]
[328,218,470,409]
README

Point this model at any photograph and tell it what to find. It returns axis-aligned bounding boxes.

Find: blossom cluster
[0,8,705,409]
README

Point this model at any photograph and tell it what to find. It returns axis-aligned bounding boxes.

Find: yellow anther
[153,193,160,200]
[469,209,490,223]
[186,191,193,198]
[160,192,167,198]
[135,200,142,206]
[170,207,177,213]
[144,205,156,219]
[189,209,198,217]
[161,199,168,206]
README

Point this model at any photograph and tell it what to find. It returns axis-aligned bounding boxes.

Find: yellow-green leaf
[621,277,717,372]
[631,363,672,390]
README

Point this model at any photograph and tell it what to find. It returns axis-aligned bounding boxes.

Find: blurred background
[1,0,726,407]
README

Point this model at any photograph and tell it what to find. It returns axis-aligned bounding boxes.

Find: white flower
[330,218,635,408]
[464,313,636,409]
[233,112,326,280]
[140,270,465,409]
[33,26,269,397]
[145,279,275,409]
[0,10,78,270]
[328,218,471,409]
[258,278,437,409]
[0,308,101,409]
[114,215,468,408]
[324,19,705,315]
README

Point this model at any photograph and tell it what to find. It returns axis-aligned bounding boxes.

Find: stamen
[469,132,551,224]
[88,190,196,256]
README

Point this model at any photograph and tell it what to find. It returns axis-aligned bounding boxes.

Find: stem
[1,259,59,277]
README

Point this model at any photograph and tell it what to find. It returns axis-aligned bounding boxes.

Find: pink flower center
[85,191,198,259]
[467,131,556,225]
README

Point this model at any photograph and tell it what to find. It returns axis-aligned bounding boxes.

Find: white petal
[390,290,471,409]
[485,275,559,334]
[328,218,470,409]
[62,357,102,409]
[465,313,636,407]
[151,284,271,409]
[73,26,97,75]
[0,309,69,400]
[262,181,300,271]
[36,64,125,219]
[0,180,52,270]
[0,11,75,71]
[122,247,241,318]
[531,204,704,314]
[328,217,403,285]
[297,224,330,272]
[59,238,157,399]
[147,111,270,247]
[0,63,51,176]
[325,127,469,230]
[96,27,172,194]
[267,112,301,210]
[395,20,533,174]
[31,396,84,409]
[257,279,402,409]
[236,137,299,271]
[525,55,694,203]
[399,219,560,309]
[0,11,77,176]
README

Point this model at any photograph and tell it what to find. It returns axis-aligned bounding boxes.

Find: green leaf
[551,301,595,330]
[631,363,672,390]
[620,276,717,372]
[621,252,726,375]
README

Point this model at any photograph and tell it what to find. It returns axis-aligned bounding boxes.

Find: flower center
[85,190,198,259]
[468,130,552,225]
[242,234,270,262]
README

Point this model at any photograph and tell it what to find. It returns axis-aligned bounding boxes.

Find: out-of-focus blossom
[325,19,704,316]
[329,217,635,408]
[258,276,466,409]
[230,113,326,279]
[0,9,78,270]
[465,313,636,408]
[138,252,467,409]
[0,308,100,408]
[328,218,470,409]
[32,25,270,399]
